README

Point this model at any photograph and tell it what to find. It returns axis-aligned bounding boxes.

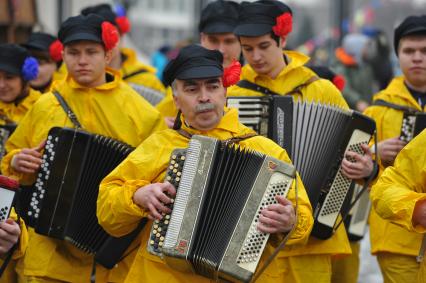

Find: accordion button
[157,227,162,232]
[150,240,155,245]
[156,233,161,237]
[164,220,169,225]
[153,229,157,234]
[160,236,165,241]
[172,155,177,159]
[159,242,163,247]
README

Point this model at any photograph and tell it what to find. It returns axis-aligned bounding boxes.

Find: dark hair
[237,32,280,46]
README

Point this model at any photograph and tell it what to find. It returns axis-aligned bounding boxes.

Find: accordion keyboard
[27,133,59,222]
[400,113,416,142]
[148,149,186,256]
[0,187,15,222]
[317,130,370,230]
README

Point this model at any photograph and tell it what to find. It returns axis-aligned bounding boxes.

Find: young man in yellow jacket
[97,44,314,283]
[363,15,426,283]
[156,0,242,123]
[228,1,376,282]
[370,129,426,282]
[1,14,165,283]
[81,3,166,106]
[0,44,41,125]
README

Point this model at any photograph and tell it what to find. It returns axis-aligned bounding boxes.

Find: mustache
[195,103,216,113]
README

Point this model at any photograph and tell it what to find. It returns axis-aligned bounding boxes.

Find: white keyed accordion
[400,112,426,142]
[147,135,296,282]
[227,96,376,239]
[343,183,371,241]
[19,127,143,268]
[0,178,18,223]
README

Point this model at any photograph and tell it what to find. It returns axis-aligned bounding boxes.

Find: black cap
[22,32,57,51]
[199,0,240,34]
[234,0,292,37]
[163,44,224,87]
[394,15,426,54]
[0,44,30,76]
[81,3,118,26]
[58,14,105,46]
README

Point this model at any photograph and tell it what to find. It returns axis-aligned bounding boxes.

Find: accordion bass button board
[0,124,17,160]
[149,135,296,282]
[0,186,16,222]
[400,112,426,142]
[227,96,376,240]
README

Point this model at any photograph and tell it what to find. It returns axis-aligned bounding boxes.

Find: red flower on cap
[49,39,63,62]
[115,16,131,34]
[222,60,241,87]
[0,175,19,190]
[101,21,119,50]
[332,75,346,91]
[272,12,293,37]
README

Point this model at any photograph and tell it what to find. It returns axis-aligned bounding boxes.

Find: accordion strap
[52,90,82,129]
[372,99,420,113]
[122,69,148,80]
[176,128,257,145]
[236,76,320,97]
[417,234,426,263]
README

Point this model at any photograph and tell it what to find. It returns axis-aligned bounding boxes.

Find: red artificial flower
[115,16,131,34]
[272,12,293,37]
[333,75,346,91]
[222,60,241,87]
[0,175,19,189]
[101,21,119,50]
[49,39,63,62]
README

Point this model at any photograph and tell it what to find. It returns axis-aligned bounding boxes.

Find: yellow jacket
[0,208,28,283]
[228,50,351,257]
[0,88,41,125]
[1,68,165,282]
[156,87,177,118]
[370,129,426,234]
[364,76,425,256]
[97,107,314,283]
[120,48,166,97]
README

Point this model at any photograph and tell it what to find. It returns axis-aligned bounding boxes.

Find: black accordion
[227,96,376,239]
[400,112,426,142]
[0,124,17,159]
[21,127,140,268]
[147,135,296,282]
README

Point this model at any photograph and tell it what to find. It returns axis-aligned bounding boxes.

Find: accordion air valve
[148,135,296,282]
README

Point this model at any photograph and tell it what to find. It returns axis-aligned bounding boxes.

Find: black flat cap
[394,15,426,55]
[199,0,240,34]
[234,0,292,37]
[0,44,30,75]
[81,3,117,26]
[58,14,104,46]
[163,44,223,87]
[22,32,57,51]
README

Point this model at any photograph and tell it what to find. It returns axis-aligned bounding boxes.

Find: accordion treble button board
[148,150,186,256]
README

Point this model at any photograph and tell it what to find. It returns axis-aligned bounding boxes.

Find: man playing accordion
[97,44,314,282]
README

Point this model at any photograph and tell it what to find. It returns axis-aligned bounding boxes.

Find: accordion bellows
[227,96,376,239]
[148,135,296,282]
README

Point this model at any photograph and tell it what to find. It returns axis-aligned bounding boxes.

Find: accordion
[400,112,426,142]
[227,96,376,239]
[0,182,17,223]
[21,127,140,268]
[147,135,296,282]
[129,83,165,106]
[0,124,17,159]
[343,183,371,241]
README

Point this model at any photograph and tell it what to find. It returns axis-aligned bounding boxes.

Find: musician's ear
[280,36,287,49]
[173,94,181,111]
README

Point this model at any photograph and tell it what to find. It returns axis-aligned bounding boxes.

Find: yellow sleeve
[370,131,426,233]
[97,133,170,237]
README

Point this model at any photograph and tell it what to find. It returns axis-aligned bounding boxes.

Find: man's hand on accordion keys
[133,182,176,220]
[341,143,374,180]
[257,195,295,234]
[0,218,20,256]
[11,140,45,174]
